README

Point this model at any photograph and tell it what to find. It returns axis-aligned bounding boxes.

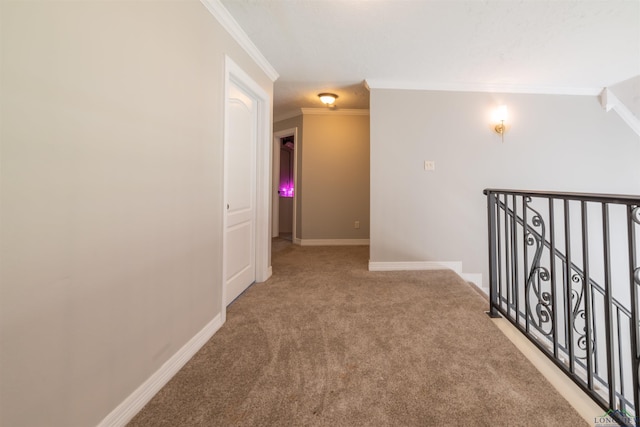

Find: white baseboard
[368,260,462,273]
[368,262,484,294]
[293,237,302,245]
[259,266,272,282]
[459,273,486,294]
[97,313,224,427]
[300,238,370,246]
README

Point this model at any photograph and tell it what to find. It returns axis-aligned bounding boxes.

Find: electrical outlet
[354,220,360,229]
[424,161,435,171]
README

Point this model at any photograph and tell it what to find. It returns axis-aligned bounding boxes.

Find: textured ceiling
[220,0,640,120]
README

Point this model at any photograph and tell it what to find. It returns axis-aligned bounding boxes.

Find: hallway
[129,241,586,426]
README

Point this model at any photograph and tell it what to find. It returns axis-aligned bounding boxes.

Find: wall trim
[369,262,484,294]
[97,314,224,427]
[200,0,279,82]
[300,238,370,246]
[460,273,485,295]
[368,261,462,273]
[364,79,601,96]
[600,88,640,137]
[300,108,370,116]
[274,110,303,123]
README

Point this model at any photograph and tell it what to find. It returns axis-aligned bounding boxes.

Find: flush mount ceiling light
[318,93,338,106]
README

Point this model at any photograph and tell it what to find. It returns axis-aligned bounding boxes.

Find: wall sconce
[318,93,338,107]
[493,105,508,143]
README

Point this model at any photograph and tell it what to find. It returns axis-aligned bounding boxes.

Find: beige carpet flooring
[128,241,588,426]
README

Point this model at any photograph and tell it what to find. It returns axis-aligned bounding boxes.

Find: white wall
[369,89,640,287]
[0,1,272,426]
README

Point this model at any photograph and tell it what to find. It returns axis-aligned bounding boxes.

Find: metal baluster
[592,285,599,376]
[549,198,558,359]
[616,308,625,413]
[505,194,511,316]
[561,261,569,363]
[487,192,500,318]
[496,194,503,309]
[602,202,617,410]
[565,199,575,373]
[627,204,640,419]
[523,197,530,333]
[512,194,519,324]
[581,201,594,390]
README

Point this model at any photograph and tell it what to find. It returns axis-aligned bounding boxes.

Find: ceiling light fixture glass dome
[318,93,338,106]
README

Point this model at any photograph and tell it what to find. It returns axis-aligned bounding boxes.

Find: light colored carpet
[128,241,588,426]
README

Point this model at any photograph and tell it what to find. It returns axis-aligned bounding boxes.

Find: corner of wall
[599,87,640,137]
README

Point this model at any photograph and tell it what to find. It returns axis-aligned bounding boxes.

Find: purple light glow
[280,185,294,198]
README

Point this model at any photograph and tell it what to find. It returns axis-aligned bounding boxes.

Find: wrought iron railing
[485,189,640,427]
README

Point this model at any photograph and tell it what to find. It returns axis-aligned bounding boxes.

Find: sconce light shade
[494,105,508,142]
[318,93,338,106]
[495,105,508,122]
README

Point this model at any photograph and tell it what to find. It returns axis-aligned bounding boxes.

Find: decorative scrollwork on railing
[487,190,640,418]
[532,267,553,334]
[631,206,640,224]
[524,197,553,336]
[569,272,595,360]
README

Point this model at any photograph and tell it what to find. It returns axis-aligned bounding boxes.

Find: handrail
[485,188,640,427]
[484,188,640,205]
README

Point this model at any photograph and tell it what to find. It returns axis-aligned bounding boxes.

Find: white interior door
[224,81,257,305]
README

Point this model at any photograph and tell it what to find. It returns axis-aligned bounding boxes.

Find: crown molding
[300,108,370,116]
[200,0,279,82]
[364,79,601,96]
[600,88,640,137]
[274,109,303,123]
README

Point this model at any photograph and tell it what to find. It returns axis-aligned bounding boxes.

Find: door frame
[272,128,298,242]
[222,55,272,320]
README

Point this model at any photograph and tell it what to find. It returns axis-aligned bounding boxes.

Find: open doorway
[272,128,298,242]
[278,135,294,240]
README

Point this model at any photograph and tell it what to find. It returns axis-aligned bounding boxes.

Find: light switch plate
[424,161,435,171]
